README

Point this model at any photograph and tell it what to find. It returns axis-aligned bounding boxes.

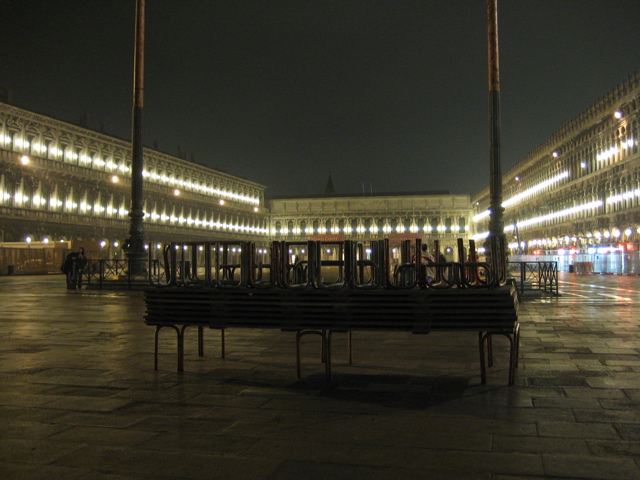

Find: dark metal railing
[507,261,558,295]
[82,245,168,288]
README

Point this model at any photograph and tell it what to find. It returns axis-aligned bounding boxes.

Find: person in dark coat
[61,247,87,289]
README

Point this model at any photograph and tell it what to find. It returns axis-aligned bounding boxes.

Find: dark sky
[3,1,639,198]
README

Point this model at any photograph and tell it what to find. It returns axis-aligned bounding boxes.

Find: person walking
[61,247,87,289]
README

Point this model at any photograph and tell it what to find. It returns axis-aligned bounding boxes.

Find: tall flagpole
[487,0,505,240]
[124,0,146,273]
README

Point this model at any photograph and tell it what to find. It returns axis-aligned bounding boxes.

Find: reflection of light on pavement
[559,280,637,293]
[560,295,633,304]
[563,292,591,299]
[558,280,634,303]
[597,294,632,302]
[573,290,631,301]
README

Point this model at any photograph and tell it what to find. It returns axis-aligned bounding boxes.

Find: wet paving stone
[1,274,640,479]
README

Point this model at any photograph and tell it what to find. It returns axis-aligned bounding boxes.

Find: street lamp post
[124,0,146,274]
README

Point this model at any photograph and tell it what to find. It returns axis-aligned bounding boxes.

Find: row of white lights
[474,136,639,238]
[473,171,569,222]
[476,185,640,241]
[606,189,640,205]
[23,238,129,250]
[171,245,273,254]
[503,171,570,210]
[527,228,638,245]
[473,199,604,240]
[172,191,259,213]
[510,226,639,250]
[6,200,265,235]
[516,200,603,229]
[596,138,636,162]
[22,240,269,251]
[169,246,348,256]
[144,170,259,205]
[506,241,628,254]
[8,141,261,206]
[23,237,56,244]
[10,141,131,172]
[6,191,265,232]
[155,215,268,233]
[145,213,267,233]
[475,133,637,223]
[285,224,469,235]
[11,155,258,225]
[507,225,640,253]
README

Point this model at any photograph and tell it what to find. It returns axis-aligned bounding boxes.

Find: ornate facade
[2,70,640,267]
[472,71,640,255]
[0,102,268,256]
[269,194,472,257]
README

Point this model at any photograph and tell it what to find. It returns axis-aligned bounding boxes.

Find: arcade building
[1,70,639,273]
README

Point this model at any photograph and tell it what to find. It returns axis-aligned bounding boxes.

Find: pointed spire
[324,173,336,194]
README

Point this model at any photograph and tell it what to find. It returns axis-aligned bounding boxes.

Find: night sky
[2,1,639,198]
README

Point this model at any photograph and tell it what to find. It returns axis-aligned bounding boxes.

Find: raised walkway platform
[0,273,638,479]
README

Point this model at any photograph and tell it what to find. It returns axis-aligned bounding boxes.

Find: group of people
[61,247,87,289]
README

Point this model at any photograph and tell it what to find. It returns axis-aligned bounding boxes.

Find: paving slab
[0,273,639,479]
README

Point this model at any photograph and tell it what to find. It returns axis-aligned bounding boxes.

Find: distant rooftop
[268,190,451,200]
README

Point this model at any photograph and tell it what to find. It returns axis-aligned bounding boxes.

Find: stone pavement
[0,273,639,479]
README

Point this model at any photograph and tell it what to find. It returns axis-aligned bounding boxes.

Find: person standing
[420,243,436,282]
[412,243,435,282]
[62,247,87,289]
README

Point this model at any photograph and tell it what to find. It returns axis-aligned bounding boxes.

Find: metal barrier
[507,261,558,295]
[82,245,168,288]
